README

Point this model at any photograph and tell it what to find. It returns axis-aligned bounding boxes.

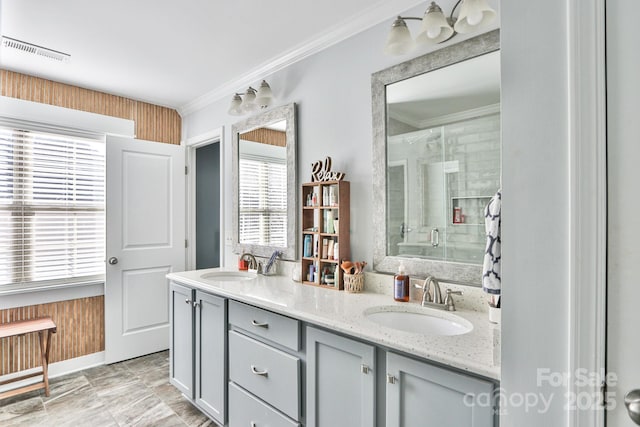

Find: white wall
[500,0,571,425]
[183,2,498,269]
[183,1,576,425]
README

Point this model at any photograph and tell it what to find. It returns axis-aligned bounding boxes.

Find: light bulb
[255,80,273,109]
[427,27,442,39]
[384,17,415,55]
[242,87,257,113]
[417,2,453,45]
[228,94,243,116]
[467,10,483,26]
[454,0,496,33]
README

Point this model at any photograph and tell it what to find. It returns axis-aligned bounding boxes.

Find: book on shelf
[327,239,335,259]
[322,238,329,259]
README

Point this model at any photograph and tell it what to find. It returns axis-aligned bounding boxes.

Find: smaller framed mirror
[232,103,297,260]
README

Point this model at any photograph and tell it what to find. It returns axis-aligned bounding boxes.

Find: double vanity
[167,269,500,427]
[170,28,504,427]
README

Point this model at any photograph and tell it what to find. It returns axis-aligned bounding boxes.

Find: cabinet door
[306,326,375,427]
[194,291,226,425]
[386,352,495,427]
[169,282,194,397]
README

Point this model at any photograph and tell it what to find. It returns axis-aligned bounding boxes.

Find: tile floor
[0,350,218,426]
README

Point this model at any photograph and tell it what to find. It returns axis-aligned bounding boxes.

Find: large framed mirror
[232,103,297,260]
[372,30,500,284]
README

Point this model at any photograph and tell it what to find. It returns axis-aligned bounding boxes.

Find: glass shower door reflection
[387,162,406,257]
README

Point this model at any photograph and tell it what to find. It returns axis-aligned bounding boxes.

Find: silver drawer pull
[251,320,269,329]
[251,365,269,377]
[250,422,257,427]
[361,364,370,374]
[386,374,397,384]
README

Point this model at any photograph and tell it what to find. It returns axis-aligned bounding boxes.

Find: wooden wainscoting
[241,128,286,147]
[0,70,181,145]
[0,296,104,376]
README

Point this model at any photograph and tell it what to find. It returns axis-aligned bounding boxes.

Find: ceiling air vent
[1,36,70,63]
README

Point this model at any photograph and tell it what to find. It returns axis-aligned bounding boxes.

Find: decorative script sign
[311,157,345,182]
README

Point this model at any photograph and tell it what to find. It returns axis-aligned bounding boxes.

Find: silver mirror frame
[232,103,298,260]
[371,30,499,285]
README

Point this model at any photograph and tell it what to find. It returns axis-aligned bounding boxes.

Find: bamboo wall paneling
[134,100,181,145]
[0,70,181,145]
[0,296,104,376]
[241,128,286,147]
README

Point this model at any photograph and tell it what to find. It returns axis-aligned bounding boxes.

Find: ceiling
[388,50,500,128]
[0,0,425,114]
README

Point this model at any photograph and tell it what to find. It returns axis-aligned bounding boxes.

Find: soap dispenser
[394,262,410,302]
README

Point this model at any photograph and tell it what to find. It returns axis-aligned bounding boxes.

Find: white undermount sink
[364,305,473,336]
[200,271,257,282]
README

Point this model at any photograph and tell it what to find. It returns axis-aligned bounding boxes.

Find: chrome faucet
[261,250,281,275]
[240,252,258,271]
[444,288,464,311]
[424,276,442,304]
[414,276,463,311]
[240,251,281,275]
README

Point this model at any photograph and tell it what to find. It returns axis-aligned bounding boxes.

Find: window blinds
[238,154,287,247]
[0,126,105,287]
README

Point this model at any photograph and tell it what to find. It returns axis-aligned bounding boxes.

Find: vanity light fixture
[228,80,273,116]
[384,0,496,55]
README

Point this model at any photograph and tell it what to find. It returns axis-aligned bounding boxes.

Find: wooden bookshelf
[300,181,350,290]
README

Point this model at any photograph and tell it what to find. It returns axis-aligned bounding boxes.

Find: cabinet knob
[625,389,640,425]
[250,365,269,377]
[250,422,257,427]
[386,374,397,384]
[251,320,269,329]
[108,257,118,265]
[185,299,191,304]
[361,364,370,374]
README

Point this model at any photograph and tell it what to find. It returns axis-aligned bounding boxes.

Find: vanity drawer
[228,382,300,427]
[229,300,300,351]
[228,330,301,420]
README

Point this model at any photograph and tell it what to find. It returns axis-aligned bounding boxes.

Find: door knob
[625,389,640,425]
[108,257,118,265]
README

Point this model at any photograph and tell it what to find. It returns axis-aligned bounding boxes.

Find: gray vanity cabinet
[169,283,227,425]
[386,352,495,427]
[227,300,302,425]
[169,282,498,427]
[170,282,194,396]
[306,326,376,427]
[194,290,227,423]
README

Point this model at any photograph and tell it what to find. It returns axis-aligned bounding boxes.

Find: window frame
[0,121,106,292]
[237,151,287,248]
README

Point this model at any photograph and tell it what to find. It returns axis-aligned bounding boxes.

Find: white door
[607,0,640,425]
[105,136,185,363]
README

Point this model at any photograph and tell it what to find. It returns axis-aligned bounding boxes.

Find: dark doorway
[195,142,220,269]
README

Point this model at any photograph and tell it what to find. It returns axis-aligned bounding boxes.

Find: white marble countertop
[166,268,500,380]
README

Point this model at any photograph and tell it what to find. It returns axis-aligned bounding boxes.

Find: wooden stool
[0,317,57,400]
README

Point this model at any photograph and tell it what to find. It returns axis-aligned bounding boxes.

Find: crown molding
[389,103,500,129]
[177,0,425,117]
